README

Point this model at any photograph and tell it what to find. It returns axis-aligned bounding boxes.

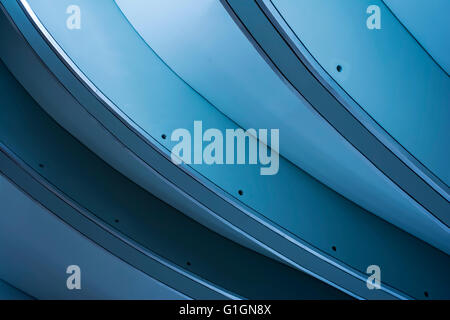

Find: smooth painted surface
[384,0,450,74]
[0,279,33,300]
[0,58,345,299]
[5,0,449,298]
[0,5,381,299]
[114,0,449,253]
[271,0,450,186]
[0,175,188,300]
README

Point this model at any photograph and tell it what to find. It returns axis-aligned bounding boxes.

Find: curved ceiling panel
[0,175,188,300]
[269,0,450,186]
[383,0,450,74]
[0,280,33,300]
[0,58,344,299]
[1,0,371,299]
[114,0,449,252]
[1,0,449,300]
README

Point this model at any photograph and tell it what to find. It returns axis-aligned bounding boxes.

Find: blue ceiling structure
[0,0,448,300]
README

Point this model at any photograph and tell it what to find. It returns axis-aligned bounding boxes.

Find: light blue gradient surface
[384,0,450,74]
[2,0,447,299]
[114,0,449,254]
[272,0,450,186]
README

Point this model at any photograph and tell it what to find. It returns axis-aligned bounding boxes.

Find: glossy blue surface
[384,0,450,74]
[114,0,449,254]
[272,0,450,186]
[0,175,189,300]
[0,0,448,300]
[0,55,343,299]
[0,280,33,300]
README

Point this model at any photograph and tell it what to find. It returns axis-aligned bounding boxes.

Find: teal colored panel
[272,0,450,185]
[384,0,450,73]
[0,280,33,300]
[11,0,450,298]
[0,179,188,300]
[114,0,448,253]
[0,60,348,299]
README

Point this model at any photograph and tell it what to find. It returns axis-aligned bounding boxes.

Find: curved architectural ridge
[115,0,449,254]
[0,57,349,300]
[383,0,450,75]
[221,0,449,231]
[0,0,448,300]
